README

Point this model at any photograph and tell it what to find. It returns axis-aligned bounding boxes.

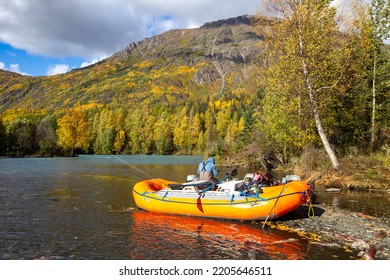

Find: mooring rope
[308,201,315,218]
[109,154,170,188]
[262,184,288,229]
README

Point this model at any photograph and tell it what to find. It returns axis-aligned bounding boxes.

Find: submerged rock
[326,188,341,192]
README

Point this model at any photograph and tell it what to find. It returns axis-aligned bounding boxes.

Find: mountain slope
[0,15,266,113]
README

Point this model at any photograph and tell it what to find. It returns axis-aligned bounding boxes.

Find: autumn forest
[0,0,389,172]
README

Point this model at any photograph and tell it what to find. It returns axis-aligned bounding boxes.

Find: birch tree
[369,0,390,148]
[261,0,344,169]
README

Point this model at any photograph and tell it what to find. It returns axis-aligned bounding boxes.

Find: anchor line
[109,154,170,188]
[262,184,289,229]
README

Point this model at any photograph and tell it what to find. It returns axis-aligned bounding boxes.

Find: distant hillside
[0,15,267,113]
[1,8,388,178]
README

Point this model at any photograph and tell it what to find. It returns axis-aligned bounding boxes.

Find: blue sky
[0,42,87,76]
[1,0,387,77]
[0,0,261,77]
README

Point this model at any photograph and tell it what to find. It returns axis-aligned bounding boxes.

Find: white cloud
[47,64,70,76]
[0,61,29,75]
[7,51,17,57]
[0,0,261,58]
[9,64,22,73]
[80,56,107,68]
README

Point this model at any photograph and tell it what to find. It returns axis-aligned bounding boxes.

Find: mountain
[0,15,267,113]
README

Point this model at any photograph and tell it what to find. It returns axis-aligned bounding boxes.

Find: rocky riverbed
[267,203,390,260]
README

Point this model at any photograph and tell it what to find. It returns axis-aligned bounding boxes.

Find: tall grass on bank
[292,145,390,189]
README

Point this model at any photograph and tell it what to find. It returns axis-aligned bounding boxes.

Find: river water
[0,155,388,260]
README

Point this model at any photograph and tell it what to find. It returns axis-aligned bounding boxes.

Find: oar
[170,168,238,191]
[198,168,238,194]
[168,181,211,190]
[196,168,238,213]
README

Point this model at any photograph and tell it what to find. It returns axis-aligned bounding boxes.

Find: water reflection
[314,188,390,217]
[129,211,308,260]
[0,156,388,260]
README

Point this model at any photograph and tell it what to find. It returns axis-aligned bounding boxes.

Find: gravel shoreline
[268,203,390,260]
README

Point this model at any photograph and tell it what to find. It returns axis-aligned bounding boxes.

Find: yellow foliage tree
[57,109,91,156]
[225,114,245,145]
[173,107,189,154]
[153,112,174,154]
[188,111,203,154]
[114,130,126,153]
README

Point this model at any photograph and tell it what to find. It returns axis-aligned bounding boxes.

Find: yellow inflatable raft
[132,177,312,221]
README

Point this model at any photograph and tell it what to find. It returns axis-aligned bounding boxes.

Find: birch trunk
[371,53,377,148]
[296,16,340,170]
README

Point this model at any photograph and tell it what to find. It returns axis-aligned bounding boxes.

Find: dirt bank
[267,203,390,260]
[309,164,389,191]
[296,155,390,191]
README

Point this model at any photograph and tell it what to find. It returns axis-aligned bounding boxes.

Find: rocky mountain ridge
[110,15,263,84]
[0,15,267,112]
